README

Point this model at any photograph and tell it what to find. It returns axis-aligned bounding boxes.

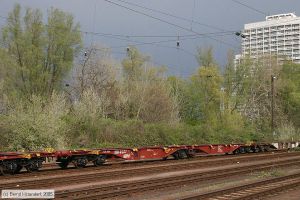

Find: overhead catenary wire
[83,45,193,76]
[112,0,227,32]
[0,11,226,61]
[83,30,235,39]
[0,3,272,74]
[0,7,243,71]
[231,0,268,16]
[1,12,299,37]
[102,0,239,49]
[0,12,236,39]
[0,13,239,48]
[190,0,196,30]
[90,0,97,46]
[0,23,194,77]
[82,30,233,58]
[110,32,235,49]
[0,15,8,20]
[0,11,243,56]
[0,6,262,79]
[0,13,236,59]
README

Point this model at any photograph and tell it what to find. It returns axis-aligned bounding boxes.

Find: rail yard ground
[1,150,300,200]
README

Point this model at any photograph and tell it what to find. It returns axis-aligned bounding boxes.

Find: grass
[252,168,285,178]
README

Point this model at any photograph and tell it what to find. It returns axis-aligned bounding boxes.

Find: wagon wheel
[178,150,187,159]
[93,155,106,167]
[265,146,271,152]
[25,163,34,173]
[187,150,196,158]
[30,160,42,171]
[259,146,265,152]
[252,146,259,153]
[172,152,179,160]
[58,161,69,169]
[14,165,23,174]
[0,165,4,176]
[5,161,18,175]
[172,151,180,160]
[233,148,240,155]
[245,147,251,153]
[73,157,88,168]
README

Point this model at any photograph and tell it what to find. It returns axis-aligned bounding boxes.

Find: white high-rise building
[239,13,300,63]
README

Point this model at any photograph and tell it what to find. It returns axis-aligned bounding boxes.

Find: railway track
[0,150,287,181]
[181,172,300,200]
[54,156,300,199]
[0,152,298,189]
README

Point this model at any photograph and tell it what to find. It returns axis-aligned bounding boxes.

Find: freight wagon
[0,143,276,175]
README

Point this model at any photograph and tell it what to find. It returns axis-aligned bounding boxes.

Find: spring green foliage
[276,62,300,141]
[279,62,300,128]
[2,93,68,150]
[120,46,178,123]
[170,48,260,143]
[0,5,299,150]
[1,4,81,98]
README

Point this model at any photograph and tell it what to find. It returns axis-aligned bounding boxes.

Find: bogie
[2,160,18,175]
[58,161,69,169]
[93,155,106,166]
[72,157,88,168]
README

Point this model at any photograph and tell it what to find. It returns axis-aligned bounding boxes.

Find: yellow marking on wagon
[163,147,171,153]
[91,150,100,155]
[22,154,31,159]
[44,148,55,153]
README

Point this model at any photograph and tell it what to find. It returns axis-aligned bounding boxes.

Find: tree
[178,47,222,124]
[187,66,223,123]
[196,46,216,67]
[223,54,288,138]
[1,4,81,98]
[120,47,178,123]
[122,46,149,80]
[279,62,300,128]
[72,45,120,118]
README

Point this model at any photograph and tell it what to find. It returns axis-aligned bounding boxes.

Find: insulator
[235,32,241,36]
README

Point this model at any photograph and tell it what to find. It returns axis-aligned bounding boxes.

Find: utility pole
[271,75,276,136]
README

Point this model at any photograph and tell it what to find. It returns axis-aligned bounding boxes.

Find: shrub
[2,93,68,150]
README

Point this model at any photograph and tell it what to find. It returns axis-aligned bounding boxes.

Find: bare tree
[71,44,120,118]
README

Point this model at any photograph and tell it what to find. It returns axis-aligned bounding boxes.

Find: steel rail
[54,158,300,199]
[181,173,300,200]
[0,149,288,180]
[0,152,298,190]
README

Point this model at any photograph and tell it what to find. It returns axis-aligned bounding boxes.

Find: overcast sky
[1,0,300,77]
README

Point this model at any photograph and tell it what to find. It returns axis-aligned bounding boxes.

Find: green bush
[2,93,68,151]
